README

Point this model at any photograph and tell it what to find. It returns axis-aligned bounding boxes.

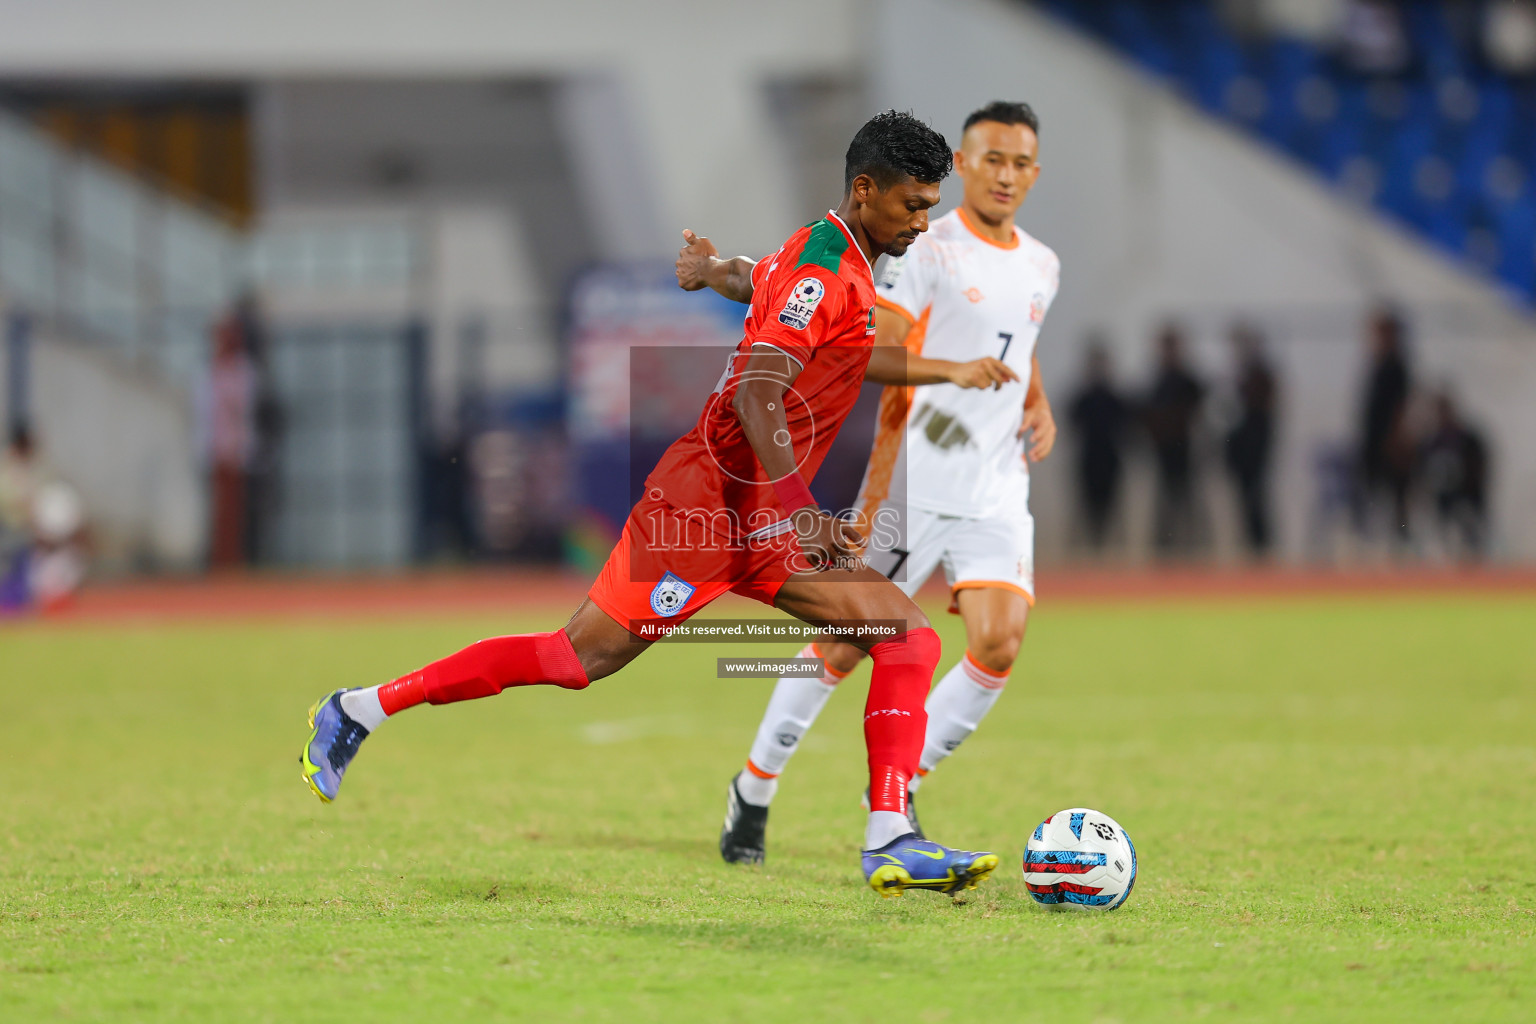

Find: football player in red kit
[300,111,1000,898]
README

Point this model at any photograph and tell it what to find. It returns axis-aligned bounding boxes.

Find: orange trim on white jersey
[948,579,1036,615]
[962,649,1010,689]
[874,294,918,325]
[858,306,931,526]
[956,206,1021,250]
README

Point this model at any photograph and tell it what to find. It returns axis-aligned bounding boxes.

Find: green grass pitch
[2,592,1533,1022]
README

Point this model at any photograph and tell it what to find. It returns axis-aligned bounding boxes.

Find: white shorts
[861,500,1035,612]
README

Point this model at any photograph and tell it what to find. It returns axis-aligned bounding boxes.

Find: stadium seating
[1033,0,1536,301]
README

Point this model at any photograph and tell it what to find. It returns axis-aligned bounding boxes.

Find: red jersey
[646,212,877,538]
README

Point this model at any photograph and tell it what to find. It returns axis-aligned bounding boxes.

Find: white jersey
[858,208,1061,520]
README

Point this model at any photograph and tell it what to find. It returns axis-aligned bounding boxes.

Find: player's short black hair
[844,110,951,192]
[962,100,1040,138]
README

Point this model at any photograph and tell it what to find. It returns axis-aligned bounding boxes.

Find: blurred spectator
[1068,340,1130,552]
[1144,324,1207,558]
[1418,391,1489,559]
[205,307,257,568]
[1307,440,1358,562]
[0,424,88,612]
[0,424,38,608]
[469,429,528,554]
[235,296,282,564]
[1355,307,1413,543]
[1339,0,1410,75]
[1223,323,1279,558]
[1485,0,1536,76]
[30,476,87,611]
[420,418,472,560]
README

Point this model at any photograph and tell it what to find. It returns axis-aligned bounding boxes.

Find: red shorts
[587,494,804,637]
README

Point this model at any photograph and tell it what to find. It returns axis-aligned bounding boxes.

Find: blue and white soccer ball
[1023,808,1137,911]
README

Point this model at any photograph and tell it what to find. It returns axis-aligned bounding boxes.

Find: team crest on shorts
[778,276,825,330]
[650,572,695,617]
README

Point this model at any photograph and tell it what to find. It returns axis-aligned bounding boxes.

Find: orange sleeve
[875,294,917,325]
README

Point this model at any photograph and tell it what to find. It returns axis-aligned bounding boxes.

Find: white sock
[865,810,911,850]
[734,768,777,806]
[340,686,387,731]
[919,653,1009,774]
[741,644,850,805]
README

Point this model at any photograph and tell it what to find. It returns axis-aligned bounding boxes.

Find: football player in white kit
[678,101,1060,864]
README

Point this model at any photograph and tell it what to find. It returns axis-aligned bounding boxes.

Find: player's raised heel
[300,688,371,803]
[861,834,999,898]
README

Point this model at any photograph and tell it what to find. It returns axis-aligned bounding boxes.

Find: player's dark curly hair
[963,100,1041,138]
[844,110,951,191]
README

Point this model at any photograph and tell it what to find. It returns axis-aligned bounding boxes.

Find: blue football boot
[301,688,370,803]
[862,834,999,898]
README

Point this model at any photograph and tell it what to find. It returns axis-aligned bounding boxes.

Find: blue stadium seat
[1256,39,1322,149]
[1173,0,1248,115]
[1401,0,1464,80]
[1376,86,1438,219]
[1317,82,1368,177]
[1450,82,1512,201]
[1494,197,1536,293]
[1027,0,1536,300]
[1107,0,1179,79]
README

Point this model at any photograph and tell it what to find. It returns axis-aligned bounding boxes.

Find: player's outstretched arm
[731,346,861,568]
[676,229,757,303]
[1018,353,1057,462]
[863,306,1019,389]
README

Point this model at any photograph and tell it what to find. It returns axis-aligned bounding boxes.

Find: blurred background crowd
[1,0,1534,611]
[1065,305,1489,564]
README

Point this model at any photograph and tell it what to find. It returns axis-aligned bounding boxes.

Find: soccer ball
[1023,808,1137,911]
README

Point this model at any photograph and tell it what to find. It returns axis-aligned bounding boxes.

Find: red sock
[864,627,939,815]
[378,629,589,714]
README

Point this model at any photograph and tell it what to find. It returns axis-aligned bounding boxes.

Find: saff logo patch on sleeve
[649,572,695,617]
[778,277,825,330]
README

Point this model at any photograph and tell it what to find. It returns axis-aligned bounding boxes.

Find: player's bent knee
[970,631,1022,674]
[819,641,866,676]
[877,602,932,643]
[845,604,931,655]
[872,625,941,671]
[896,592,934,632]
